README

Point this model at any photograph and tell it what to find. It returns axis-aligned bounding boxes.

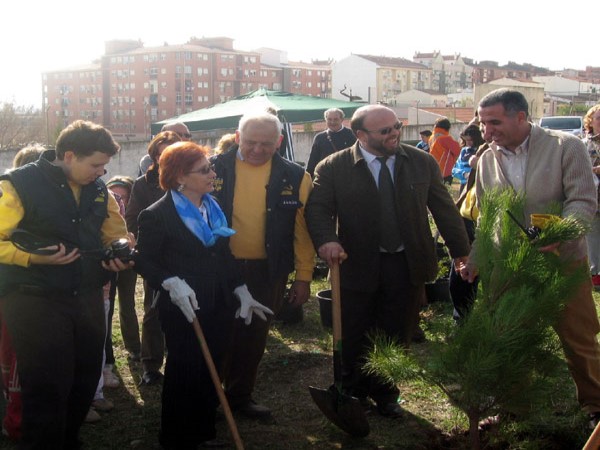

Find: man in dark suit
[305,104,470,418]
[306,108,356,177]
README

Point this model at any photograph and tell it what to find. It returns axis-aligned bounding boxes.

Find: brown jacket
[305,142,470,291]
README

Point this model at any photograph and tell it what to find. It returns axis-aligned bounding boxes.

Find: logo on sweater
[94,191,106,203]
[213,178,223,192]
[281,184,294,196]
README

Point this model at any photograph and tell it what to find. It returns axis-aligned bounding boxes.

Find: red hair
[159,142,210,191]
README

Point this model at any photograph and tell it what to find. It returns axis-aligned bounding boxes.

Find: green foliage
[556,104,588,115]
[366,189,589,448]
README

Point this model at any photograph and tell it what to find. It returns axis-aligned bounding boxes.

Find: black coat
[133,191,242,312]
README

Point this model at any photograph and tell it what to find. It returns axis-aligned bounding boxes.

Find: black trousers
[340,252,422,403]
[158,299,228,447]
[449,218,478,320]
[1,288,105,450]
[105,269,140,363]
[221,259,287,408]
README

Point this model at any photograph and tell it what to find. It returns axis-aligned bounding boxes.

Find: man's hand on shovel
[317,242,348,267]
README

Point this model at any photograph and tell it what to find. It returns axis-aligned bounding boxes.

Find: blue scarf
[171,190,235,247]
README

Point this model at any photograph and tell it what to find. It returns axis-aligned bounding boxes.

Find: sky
[2,0,596,109]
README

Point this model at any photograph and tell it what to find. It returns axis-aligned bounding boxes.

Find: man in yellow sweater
[212,112,315,419]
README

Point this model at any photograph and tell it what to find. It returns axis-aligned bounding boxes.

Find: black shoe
[377,401,404,418]
[127,352,141,362]
[139,370,163,386]
[357,396,374,413]
[234,399,272,419]
[590,412,600,430]
[412,324,426,343]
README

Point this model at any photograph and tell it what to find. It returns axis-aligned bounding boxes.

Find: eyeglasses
[187,164,214,175]
[362,122,402,135]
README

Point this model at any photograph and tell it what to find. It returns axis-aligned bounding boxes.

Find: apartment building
[332,54,431,105]
[42,37,331,140]
[413,52,473,94]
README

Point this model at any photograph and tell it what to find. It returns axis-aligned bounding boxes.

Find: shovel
[191,317,244,450]
[309,260,370,437]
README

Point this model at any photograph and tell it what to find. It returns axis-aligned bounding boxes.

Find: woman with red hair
[134,142,272,448]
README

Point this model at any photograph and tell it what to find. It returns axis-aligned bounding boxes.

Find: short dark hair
[460,125,485,148]
[434,117,451,131]
[147,131,182,168]
[159,142,210,191]
[419,130,432,137]
[479,88,529,117]
[55,120,120,160]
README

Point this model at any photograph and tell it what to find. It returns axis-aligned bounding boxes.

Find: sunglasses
[363,122,402,135]
[187,164,214,175]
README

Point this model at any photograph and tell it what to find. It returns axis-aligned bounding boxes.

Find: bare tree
[0,103,46,149]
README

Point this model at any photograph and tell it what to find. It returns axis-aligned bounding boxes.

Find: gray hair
[324,108,344,120]
[161,121,190,132]
[238,112,282,135]
[479,88,529,117]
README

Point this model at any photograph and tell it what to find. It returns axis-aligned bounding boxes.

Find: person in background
[305,104,470,418]
[134,141,272,448]
[105,176,139,363]
[0,120,132,448]
[0,143,45,440]
[449,135,489,323]
[214,133,237,156]
[452,125,485,195]
[211,112,315,419]
[461,88,600,429]
[415,130,432,152]
[429,117,461,185]
[306,108,356,177]
[583,104,600,289]
[138,122,192,176]
[126,131,182,386]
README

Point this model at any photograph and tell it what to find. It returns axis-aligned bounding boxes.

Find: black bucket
[317,289,332,328]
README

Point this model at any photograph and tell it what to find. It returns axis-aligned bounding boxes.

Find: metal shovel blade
[309,384,370,437]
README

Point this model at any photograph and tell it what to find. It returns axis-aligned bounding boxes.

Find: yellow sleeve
[0,180,32,267]
[101,192,128,247]
[293,172,316,282]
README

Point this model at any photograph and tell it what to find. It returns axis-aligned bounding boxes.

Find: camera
[103,238,135,263]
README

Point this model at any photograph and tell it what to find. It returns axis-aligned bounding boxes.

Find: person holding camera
[0,120,132,448]
[134,141,272,448]
[126,130,182,386]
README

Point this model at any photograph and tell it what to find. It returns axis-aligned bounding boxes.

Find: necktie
[377,156,401,252]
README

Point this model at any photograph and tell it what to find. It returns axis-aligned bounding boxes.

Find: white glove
[233,284,274,325]
[162,276,198,323]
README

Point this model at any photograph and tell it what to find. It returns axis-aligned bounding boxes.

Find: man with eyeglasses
[138,122,193,176]
[305,104,469,419]
[211,112,315,419]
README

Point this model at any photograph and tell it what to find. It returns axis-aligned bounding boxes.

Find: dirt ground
[0,282,593,449]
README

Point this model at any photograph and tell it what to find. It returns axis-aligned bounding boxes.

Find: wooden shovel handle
[584,419,600,450]
[192,318,244,450]
[330,261,342,346]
